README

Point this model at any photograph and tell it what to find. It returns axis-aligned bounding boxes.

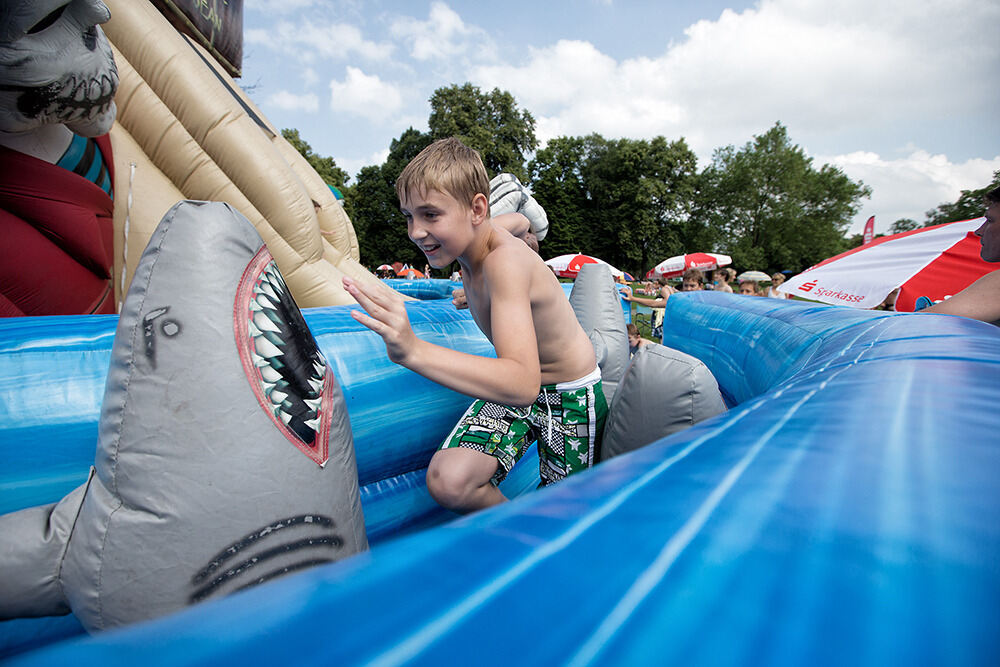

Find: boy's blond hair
[396,137,490,210]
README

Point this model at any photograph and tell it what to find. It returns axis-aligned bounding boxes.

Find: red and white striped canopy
[648,252,731,279]
[544,253,624,279]
[780,218,993,311]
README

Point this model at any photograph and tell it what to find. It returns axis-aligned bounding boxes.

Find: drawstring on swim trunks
[543,386,553,451]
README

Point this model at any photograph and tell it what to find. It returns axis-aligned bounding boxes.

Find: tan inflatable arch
[103,0,383,308]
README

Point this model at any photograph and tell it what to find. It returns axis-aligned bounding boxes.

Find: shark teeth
[254,335,283,359]
[244,258,329,445]
[252,309,282,334]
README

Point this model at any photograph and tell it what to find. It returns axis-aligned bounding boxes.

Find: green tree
[281,128,349,188]
[344,128,432,268]
[583,136,699,272]
[428,83,538,180]
[697,122,871,274]
[529,135,598,257]
[923,170,1000,225]
[889,218,920,234]
[529,134,699,275]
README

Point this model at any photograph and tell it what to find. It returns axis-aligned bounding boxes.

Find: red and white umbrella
[647,252,731,279]
[780,218,993,311]
[545,253,624,279]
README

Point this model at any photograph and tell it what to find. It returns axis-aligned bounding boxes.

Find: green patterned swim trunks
[440,367,608,486]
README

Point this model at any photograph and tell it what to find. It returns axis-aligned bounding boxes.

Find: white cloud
[267,90,319,113]
[389,1,494,62]
[465,0,998,237]
[245,20,392,64]
[245,0,321,13]
[338,148,392,182]
[821,150,1000,234]
[329,67,403,121]
[474,40,683,144]
[469,0,997,159]
[301,67,320,88]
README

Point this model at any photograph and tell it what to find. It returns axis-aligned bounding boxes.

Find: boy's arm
[625,286,672,308]
[492,213,531,242]
[343,258,541,406]
[920,270,1000,322]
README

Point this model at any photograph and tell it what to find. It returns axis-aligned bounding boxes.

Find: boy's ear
[471,193,489,224]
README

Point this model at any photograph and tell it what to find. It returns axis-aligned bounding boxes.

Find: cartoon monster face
[0,0,118,136]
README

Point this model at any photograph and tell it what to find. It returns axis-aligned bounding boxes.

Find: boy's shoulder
[480,224,537,271]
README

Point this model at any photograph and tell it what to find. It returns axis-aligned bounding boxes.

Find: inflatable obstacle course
[2,286,998,663]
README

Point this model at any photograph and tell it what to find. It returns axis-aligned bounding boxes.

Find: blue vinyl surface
[3,289,999,665]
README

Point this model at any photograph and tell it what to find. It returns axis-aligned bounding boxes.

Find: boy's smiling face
[401,188,483,268]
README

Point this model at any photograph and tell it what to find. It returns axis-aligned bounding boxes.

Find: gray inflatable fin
[569,263,629,403]
[602,344,726,459]
[0,201,367,631]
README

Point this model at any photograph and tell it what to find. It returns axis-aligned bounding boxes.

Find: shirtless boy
[343,138,607,513]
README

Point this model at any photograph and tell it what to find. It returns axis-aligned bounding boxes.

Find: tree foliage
[428,83,537,181]
[344,128,432,268]
[529,135,699,272]
[696,123,871,274]
[889,218,920,234]
[288,83,986,278]
[281,128,349,188]
[923,170,1000,226]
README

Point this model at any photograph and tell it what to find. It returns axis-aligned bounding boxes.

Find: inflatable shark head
[0,201,367,631]
[0,0,118,136]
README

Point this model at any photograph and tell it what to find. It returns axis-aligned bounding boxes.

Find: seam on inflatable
[94,206,175,630]
[54,468,97,610]
[95,487,126,631]
[109,207,174,497]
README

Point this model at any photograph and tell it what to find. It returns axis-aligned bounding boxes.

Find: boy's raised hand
[342,276,417,364]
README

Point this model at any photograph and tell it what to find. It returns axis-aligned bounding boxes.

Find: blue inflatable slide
[1,283,998,665]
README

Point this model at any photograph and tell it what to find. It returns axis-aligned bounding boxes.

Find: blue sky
[242,0,1000,235]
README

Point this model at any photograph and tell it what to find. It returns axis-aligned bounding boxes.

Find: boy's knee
[426,454,495,510]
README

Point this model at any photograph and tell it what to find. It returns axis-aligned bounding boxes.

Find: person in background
[626,323,653,356]
[874,287,899,311]
[767,273,790,299]
[680,268,704,291]
[623,276,676,341]
[623,276,675,308]
[739,281,759,296]
[713,269,734,293]
[922,186,1000,325]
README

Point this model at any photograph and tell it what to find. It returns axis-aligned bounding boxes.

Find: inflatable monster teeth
[0,200,367,632]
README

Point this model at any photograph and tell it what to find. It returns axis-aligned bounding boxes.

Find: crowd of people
[624,267,791,303]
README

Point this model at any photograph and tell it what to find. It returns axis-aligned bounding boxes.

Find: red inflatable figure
[0,0,119,316]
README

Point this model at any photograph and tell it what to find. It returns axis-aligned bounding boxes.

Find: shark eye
[27,4,68,34]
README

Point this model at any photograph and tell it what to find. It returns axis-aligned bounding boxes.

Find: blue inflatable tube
[4,290,999,665]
